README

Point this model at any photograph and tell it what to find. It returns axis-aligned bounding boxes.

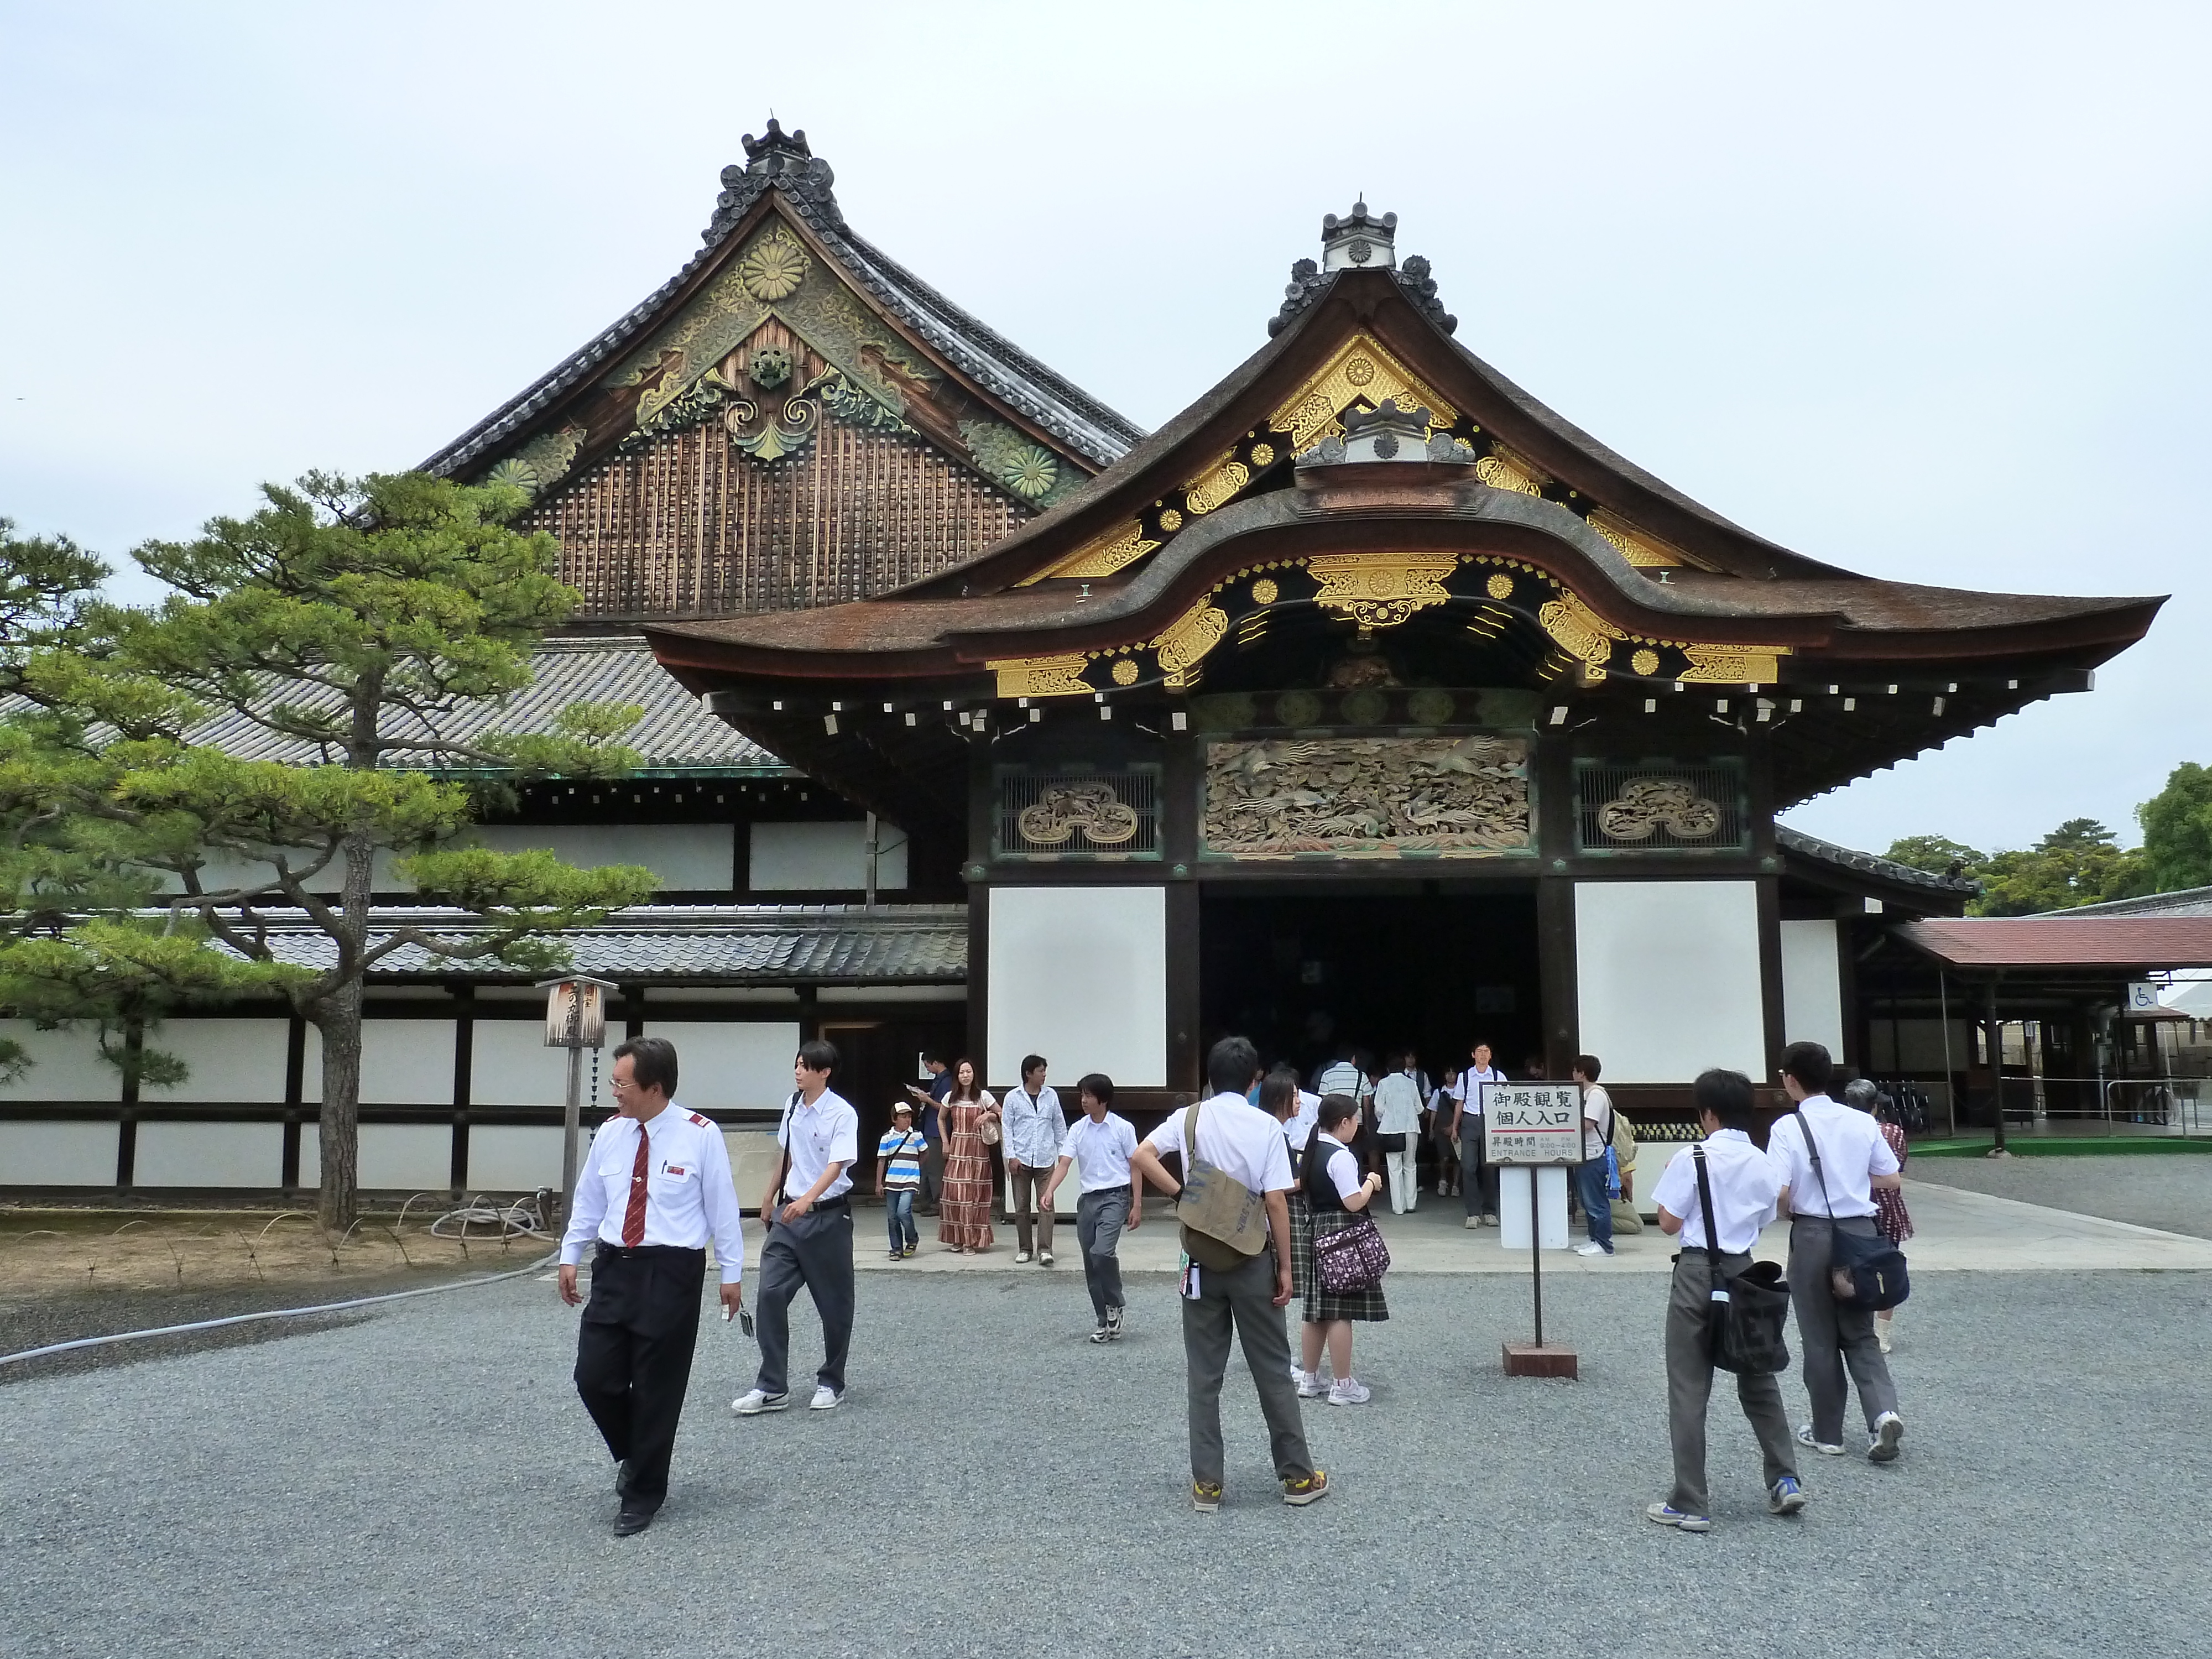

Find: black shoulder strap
[1692,1144,1723,1254]
[1793,1108,1837,1218]
[770,1091,799,1210]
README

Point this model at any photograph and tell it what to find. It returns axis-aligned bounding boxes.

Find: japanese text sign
[1484,1083,1583,1165]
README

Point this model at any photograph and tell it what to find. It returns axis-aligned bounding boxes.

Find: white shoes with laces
[730,1389,787,1416]
[1327,1377,1371,1406]
[809,1385,842,1411]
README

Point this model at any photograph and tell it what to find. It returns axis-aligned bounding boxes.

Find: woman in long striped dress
[936,1059,1000,1253]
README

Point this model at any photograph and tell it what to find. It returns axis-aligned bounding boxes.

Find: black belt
[593,1242,705,1261]
[783,1194,851,1212]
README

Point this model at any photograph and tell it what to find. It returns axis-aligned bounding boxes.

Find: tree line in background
[0,474,660,1228]
[1886,766,2212,916]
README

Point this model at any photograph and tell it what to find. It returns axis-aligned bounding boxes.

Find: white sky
[3,2,2206,859]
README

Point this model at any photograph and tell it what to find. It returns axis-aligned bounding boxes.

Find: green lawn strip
[1912,1136,2212,1157]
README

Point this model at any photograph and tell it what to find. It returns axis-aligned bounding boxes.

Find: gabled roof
[1898,916,2212,971]
[1777,826,1981,900]
[417,121,1141,494]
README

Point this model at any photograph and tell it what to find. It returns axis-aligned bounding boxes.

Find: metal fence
[1872,1073,2208,1139]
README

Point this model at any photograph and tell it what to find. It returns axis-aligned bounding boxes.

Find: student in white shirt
[557,1036,744,1536]
[1454,1042,1508,1226]
[1042,1071,1141,1342]
[1131,1036,1329,1512]
[1296,1093,1388,1406]
[1001,1053,1068,1266]
[733,1040,860,1418]
[1571,1055,1617,1257]
[1766,1041,1907,1463]
[1646,1067,1802,1532]
[1429,1065,1462,1198]
[1371,1050,1426,1215]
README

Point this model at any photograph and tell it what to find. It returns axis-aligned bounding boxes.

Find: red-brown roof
[1897,917,2212,971]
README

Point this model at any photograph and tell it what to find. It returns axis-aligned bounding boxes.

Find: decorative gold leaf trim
[1586,509,1685,568]
[990,653,1094,698]
[1306,552,1459,631]
[1022,524,1162,585]
[1676,643,1790,684]
[1185,454,1250,515]
[1475,451,1544,496]
[1250,577,1279,606]
[1270,333,1460,452]
[1155,602,1230,689]
[1538,591,1627,666]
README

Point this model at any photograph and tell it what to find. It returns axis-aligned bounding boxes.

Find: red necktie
[621,1123,650,1248]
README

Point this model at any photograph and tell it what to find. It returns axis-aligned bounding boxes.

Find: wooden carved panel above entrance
[1202,736,1532,859]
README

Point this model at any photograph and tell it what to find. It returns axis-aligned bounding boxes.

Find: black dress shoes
[613,1500,659,1537]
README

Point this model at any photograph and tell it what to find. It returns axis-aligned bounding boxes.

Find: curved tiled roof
[1777,826,1981,896]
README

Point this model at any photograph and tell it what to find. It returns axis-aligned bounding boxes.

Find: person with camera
[1646,1067,1801,1532]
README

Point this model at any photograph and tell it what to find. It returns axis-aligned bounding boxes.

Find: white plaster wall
[134,1121,284,1187]
[1780,920,1846,1057]
[471,823,735,891]
[0,1021,118,1102]
[0,1120,118,1184]
[300,1123,452,1191]
[748,821,909,890]
[987,886,1166,1088]
[641,1021,802,1115]
[469,1019,586,1110]
[301,1020,456,1106]
[139,1019,292,1104]
[467,1124,565,1192]
[1574,880,1767,1084]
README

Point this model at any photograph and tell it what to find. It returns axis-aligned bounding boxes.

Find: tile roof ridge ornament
[703,116,844,242]
[1270,200,1455,336]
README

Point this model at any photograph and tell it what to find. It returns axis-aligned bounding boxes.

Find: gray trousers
[1666,1250,1797,1514]
[1182,1248,1314,1487]
[754,1203,855,1397]
[1076,1186,1130,1322]
[1787,1215,1900,1441]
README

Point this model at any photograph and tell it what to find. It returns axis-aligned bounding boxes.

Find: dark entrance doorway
[818,1012,967,1173]
[1199,886,1542,1087]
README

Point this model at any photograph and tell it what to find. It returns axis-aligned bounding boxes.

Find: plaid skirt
[1300,1203,1389,1325]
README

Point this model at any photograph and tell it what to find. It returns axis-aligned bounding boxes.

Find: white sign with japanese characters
[1484,1082,1584,1166]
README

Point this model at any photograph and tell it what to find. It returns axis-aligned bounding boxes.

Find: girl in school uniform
[1296,1093,1387,1406]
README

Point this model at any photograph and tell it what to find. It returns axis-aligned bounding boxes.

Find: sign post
[539,975,618,1229]
[1485,1081,1582,1379]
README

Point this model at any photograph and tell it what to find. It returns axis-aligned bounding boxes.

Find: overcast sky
[3,2,2206,858]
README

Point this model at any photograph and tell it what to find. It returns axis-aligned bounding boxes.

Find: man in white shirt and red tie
[733,1039,860,1418]
[558,1036,744,1536]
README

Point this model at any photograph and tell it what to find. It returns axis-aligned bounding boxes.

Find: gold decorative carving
[1155,601,1230,689]
[1110,658,1139,686]
[1476,451,1543,495]
[1486,572,1514,601]
[1185,456,1250,515]
[1250,577,1279,606]
[737,223,812,301]
[1306,551,1458,630]
[1597,777,1722,842]
[990,653,1094,699]
[1630,648,1660,676]
[1203,736,1532,858]
[1677,643,1790,684]
[1538,591,1627,666]
[1159,508,1185,531]
[1250,442,1276,467]
[1024,523,1161,585]
[1587,510,1684,568]
[1269,333,1459,451]
[1016,781,1140,847]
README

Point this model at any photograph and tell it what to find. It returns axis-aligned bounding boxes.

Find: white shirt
[1766,1095,1898,1219]
[1651,1129,1780,1253]
[1146,1091,1295,1194]
[1285,1089,1321,1151]
[778,1087,860,1201]
[1316,1060,1363,1100]
[559,1104,745,1284]
[1310,1133,1363,1202]
[1581,1083,1615,1160]
[1060,1111,1139,1192]
[1460,1065,1506,1120]
[1001,1083,1068,1169]
[1374,1071,1426,1135]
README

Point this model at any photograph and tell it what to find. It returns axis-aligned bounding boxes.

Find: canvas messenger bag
[1175,1103,1271,1272]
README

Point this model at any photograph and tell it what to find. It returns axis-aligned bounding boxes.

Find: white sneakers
[732,1385,840,1414]
[810,1385,842,1411]
[1869,1411,1905,1462]
[1327,1377,1371,1406]
[1039,1250,1055,1266]
[1795,1425,1846,1456]
[1014,1251,1032,1264]
[1572,1241,1613,1257]
[1295,1369,1326,1399]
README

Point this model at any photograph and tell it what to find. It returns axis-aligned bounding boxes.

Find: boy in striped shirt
[875,1102,925,1259]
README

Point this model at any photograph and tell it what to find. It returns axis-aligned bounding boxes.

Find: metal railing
[1871,1073,2208,1140]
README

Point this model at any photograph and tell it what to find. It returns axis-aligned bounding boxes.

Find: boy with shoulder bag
[1646,1068,1803,1532]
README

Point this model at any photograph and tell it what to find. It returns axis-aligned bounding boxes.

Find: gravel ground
[1910,1154,2212,1239]
[6,1264,2208,1659]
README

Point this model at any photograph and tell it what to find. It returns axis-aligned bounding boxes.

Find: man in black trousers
[558,1036,745,1535]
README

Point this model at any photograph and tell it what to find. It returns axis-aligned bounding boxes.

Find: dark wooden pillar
[1536,876,1578,1078]
[1755,874,1786,1067]
[1163,729,1201,1098]
[1984,977,2008,1151]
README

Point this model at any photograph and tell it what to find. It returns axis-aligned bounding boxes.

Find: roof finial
[707,116,843,238]
[1320,199,1397,272]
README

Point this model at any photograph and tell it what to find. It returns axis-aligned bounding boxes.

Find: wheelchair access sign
[1484,1083,1584,1165]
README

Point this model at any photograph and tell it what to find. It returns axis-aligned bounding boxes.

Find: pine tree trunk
[315,831,377,1231]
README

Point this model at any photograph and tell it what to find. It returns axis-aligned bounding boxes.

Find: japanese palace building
[0,122,2162,1197]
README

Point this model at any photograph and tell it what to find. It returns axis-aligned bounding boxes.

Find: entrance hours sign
[1485,1083,1583,1165]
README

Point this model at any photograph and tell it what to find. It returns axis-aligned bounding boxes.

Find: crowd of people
[554,1030,1918,1535]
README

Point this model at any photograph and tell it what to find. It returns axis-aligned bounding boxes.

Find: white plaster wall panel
[748,821,909,890]
[467,1125,565,1192]
[0,1120,119,1184]
[1574,880,1767,1084]
[133,1121,284,1187]
[1780,920,1846,1057]
[641,1021,803,1114]
[359,1020,457,1107]
[0,1021,119,1102]
[163,846,406,895]
[468,1019,585,1110]
[987,886,1167,1088]
[471,824,736,891]
[301,1123,452,1191]
[139,1019,292,1104]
